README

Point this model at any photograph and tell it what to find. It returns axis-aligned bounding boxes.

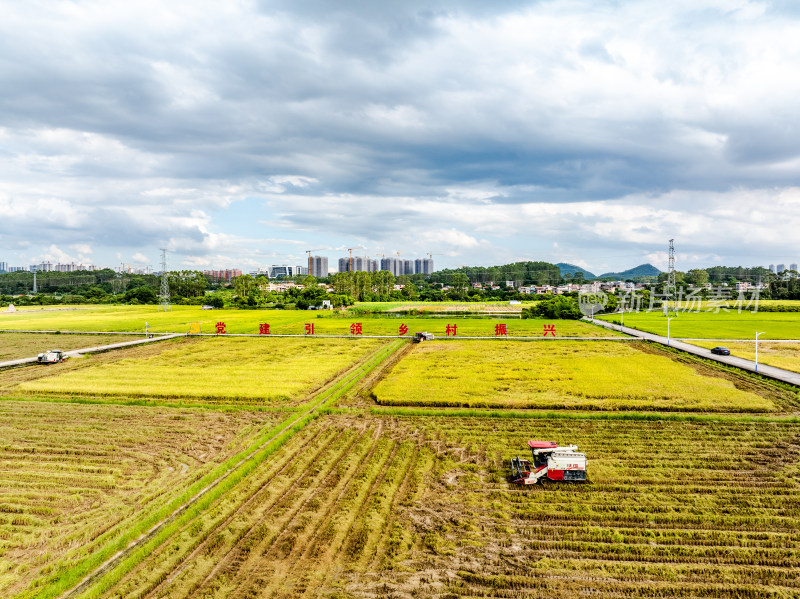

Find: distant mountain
[556,263,597,280]
[597,263,661,280]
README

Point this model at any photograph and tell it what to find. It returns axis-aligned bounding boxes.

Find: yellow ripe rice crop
[19,337,387,404]
[371,340,780,412]
[690,340,800,373]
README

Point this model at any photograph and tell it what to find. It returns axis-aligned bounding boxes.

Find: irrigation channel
[56,339,404,599]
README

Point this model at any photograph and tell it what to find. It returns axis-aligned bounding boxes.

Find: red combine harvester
[509,441,587,485]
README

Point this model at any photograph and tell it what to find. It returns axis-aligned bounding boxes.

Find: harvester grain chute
[510,441,587,485]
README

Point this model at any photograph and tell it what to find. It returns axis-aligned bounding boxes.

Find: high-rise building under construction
[308,256,328,278]
[338,257,378,273]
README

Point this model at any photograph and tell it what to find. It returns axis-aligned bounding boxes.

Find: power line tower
[665,239,676,315]
[159,248,171,312]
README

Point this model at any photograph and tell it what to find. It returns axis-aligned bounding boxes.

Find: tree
[206,294,225,309]
[401,280,419,300]
[686,269,709,287]
[451,272,469,299]
[124,286,157,304]
[168,271,207,298]
[372,270,395,298]
[523,296,582,319]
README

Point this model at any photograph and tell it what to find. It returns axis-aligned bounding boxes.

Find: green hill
[597,263,661,280]
[556,263,596,280]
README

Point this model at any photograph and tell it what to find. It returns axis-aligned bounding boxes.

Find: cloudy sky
[1,0,799,274]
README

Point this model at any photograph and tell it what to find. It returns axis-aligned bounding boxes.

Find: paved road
[0,334,183,370]
[590,319,800,387]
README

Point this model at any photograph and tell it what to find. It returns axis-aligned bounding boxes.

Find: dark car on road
[710,346,731,356]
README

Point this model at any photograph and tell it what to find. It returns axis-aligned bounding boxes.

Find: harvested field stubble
[396,415,800,598]
[91,415,434,599]
[70,414,800,599]
[0,333,141,361]
[372,340,785,412]
[0,400,281,598]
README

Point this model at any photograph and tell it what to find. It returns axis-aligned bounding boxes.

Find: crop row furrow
[233,428,398,599]
[136,423,377,599]
[113,423,337,599]
[196,426,369,598]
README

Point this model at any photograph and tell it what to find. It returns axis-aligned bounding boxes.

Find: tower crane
[306,249,325,276]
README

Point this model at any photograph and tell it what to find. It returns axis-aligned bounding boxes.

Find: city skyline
[3,252,800,277]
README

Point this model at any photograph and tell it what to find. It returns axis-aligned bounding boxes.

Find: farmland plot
[0,333,141,362]
[0,304,617,337]
[0,400,281,598]
[89,415,434,599]
[18,337,388,405]
[371,340,787,412]
[391,415,800,598]
[690,340,800,373]
[70,414,800,599]
[600,309,800,340]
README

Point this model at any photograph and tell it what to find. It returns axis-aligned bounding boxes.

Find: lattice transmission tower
[665,239,676,315]
[159,248,171,312]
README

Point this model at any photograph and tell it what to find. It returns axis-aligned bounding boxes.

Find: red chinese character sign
[446,324,458,337]
[259,323,270,335]
[350,323,363,336]
[495,323,507,336]
[215,322,226,335]
[305,323,315,335]
[543,324,556,337]
[398,324,408,336]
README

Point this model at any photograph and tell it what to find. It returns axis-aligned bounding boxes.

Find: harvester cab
[413,332,434,343]
[509,440,587,485]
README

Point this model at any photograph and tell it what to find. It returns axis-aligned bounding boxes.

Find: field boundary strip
[366,406,800,424]
[186,333,634,340]
[3,328,631,340]
[43,339,403,599]
[0,330,171,335]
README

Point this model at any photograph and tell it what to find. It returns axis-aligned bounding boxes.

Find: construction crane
[305,249,325,276]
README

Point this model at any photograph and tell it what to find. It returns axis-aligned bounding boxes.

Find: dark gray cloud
[1,0,800,271]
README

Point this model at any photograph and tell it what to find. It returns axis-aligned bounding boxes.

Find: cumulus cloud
[1,0,799,271]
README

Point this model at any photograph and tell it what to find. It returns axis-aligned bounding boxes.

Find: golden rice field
[17,337,388,405]
[371,340,787,412]
[0,400,281,599]
[690,340,800,373]
[0,333,141,361]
